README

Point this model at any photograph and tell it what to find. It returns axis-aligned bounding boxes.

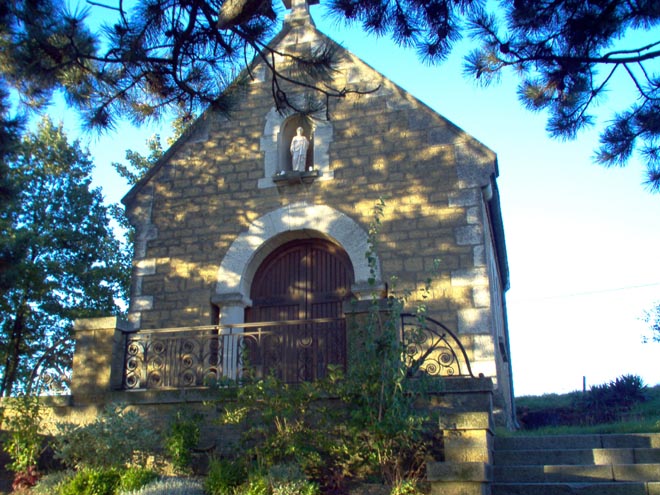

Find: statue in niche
[290,127,309,171]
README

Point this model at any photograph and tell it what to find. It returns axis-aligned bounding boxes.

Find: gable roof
[122,4,497,207]
[121,6,309,208]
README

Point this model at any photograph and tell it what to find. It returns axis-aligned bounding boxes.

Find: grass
[505,382,660,436]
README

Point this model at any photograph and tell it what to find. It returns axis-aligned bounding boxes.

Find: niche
[259,108,333,189]
[279,115,314,172]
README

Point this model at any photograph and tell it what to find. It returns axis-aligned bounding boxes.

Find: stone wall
[16,376,495,495]
[119,12,511,423]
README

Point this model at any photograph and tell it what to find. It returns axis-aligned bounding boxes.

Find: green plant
[58,467,121,495]
[269,464,319,495]
[272,479,319,495]
[31,470,75,495]
[165,410,201,473]
[118,467,160,492]
[390,479,425,495]
[205,457,247,495]
[234,474,270,495]
[610,374,647,406]
[119,477,205,495]
[223,375,322,468]
[54,403,160,469]
[336,200,435,484]
[217,200,437,490]
[1,394,44,489]
[579,374,648,424]
[516,375,654,431]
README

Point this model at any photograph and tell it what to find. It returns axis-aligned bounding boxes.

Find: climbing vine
[219,199,440,493]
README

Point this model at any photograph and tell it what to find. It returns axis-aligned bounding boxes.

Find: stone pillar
[426,378,495,495]
[71,316,131,404]
[218,300,248,380]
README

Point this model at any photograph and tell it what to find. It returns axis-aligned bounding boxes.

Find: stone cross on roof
[282,0,319,24]
[282,0,319,9]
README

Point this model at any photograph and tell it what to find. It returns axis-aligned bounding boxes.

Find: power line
[508,282,660,304]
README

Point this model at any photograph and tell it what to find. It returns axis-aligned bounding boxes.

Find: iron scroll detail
[400,313,476,378]
[122,317,346,390]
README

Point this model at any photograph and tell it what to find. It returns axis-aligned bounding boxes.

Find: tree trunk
[1,303,27,397]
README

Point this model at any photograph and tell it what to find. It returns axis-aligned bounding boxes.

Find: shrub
[580,374,648,424]
[54,403,160,469]
[58,467,121,495]
[269,464,319,495]
[216,201,437,491]
[31,470,75,495]
[390,479,425,495]
[118,467,160,492]
[165,410,201,473]
[234,474,270,495]
[119,477,205,495]
[611,374,647,407]
[272,479,319,495]
[205,457,247,495]
[1,394,43,483]
[11,465,40,492]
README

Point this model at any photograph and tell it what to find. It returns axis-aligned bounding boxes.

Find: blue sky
[58,2,660,396]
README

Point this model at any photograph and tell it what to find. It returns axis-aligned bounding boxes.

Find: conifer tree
[0,0,658,189]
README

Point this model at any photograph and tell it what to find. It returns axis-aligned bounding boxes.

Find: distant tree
[0,118,129,396]
[112,111,194,187]
[0,0,658,189]
[642,302,660,342]
[113,134,165,187]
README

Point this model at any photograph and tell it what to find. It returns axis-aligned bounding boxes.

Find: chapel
[70,0,514,435]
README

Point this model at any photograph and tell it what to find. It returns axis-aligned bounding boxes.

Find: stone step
[491,481,656,495]
[487,434,660,495]
[494,463,660,483]
[494,447,660,466]
[495,433,660,451]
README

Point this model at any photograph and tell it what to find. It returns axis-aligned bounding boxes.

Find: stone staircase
[492,433,660,495]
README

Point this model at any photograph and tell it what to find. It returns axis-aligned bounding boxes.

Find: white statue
[290,127,309,172]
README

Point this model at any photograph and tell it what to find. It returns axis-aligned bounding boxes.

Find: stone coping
[272,169,320,184]
[30,376,492,409]
[2,375,492,418]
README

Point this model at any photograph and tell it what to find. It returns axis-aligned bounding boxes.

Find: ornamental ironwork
[122,317,346,390]
[400,313,476,378]
[26,336,73,396]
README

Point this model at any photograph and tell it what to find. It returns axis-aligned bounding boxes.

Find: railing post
[214,297,248,381]
[426,377,495,495]
[71,316,131,404]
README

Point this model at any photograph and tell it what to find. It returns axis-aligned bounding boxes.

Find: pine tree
[0,0,658,189]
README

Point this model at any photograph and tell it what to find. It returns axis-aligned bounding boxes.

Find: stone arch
[212,202,379,309]
[258,108,334,188]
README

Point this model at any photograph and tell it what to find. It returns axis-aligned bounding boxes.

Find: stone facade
[74,1,512,426]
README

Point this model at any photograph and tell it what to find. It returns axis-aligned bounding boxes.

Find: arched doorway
[245,238,354,382]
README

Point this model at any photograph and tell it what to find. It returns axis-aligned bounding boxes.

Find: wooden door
[245,239,354,382]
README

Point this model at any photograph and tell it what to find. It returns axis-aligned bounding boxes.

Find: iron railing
[122,317,346,390]
[122,314,476,390]
[27,337,73,396]
[400,313,476,378]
